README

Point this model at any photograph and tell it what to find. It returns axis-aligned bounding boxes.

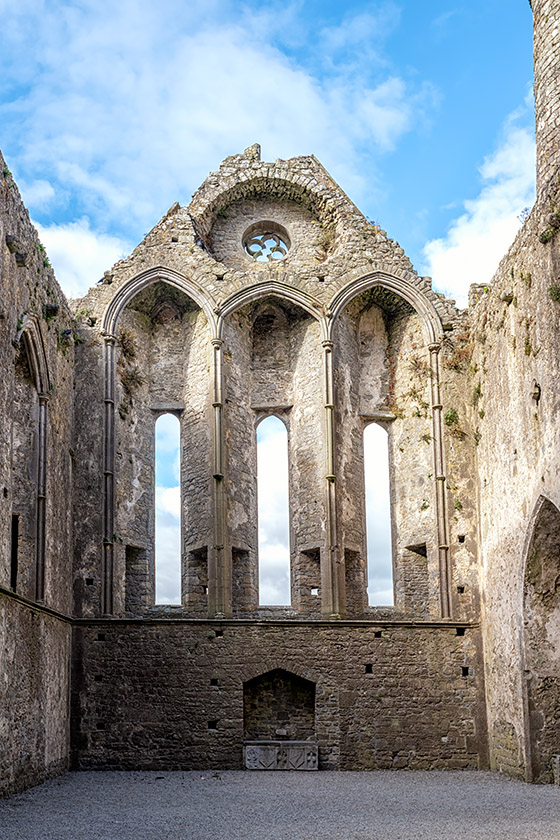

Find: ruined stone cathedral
[1,0,559,796]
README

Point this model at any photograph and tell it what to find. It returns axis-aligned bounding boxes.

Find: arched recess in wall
[329,273,450,618]
[102,270,214,616]
[256,415,291,606]
[218,289,325,617]
[523,495,560,782]
[243,668,316,742]
[11,314,50,602]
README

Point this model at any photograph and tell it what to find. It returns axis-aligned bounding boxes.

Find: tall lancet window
[155,413,181,604]
[257,415,291,605]
[364,422,394,606]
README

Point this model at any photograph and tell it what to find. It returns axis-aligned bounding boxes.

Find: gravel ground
[0,770,559,840]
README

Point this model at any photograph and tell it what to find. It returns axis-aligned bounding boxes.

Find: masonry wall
[469,175,560,779]
[0,598,71,796]
[0,154,75,795]
[71,620,487,772]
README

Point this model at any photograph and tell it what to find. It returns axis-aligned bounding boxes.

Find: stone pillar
[35,394,48,602]
[532,0,560,198]
[102,335,116,616]
[209,337,231,618]
[429,342,451,618]
[321,339,345,618]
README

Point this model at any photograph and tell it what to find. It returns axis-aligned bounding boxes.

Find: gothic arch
[12,313,49,602]
[522,494,560,782]
[329,270,451,617]
[101,266,218,337]
[327,271,444,345]
[241,659,320,687]
[14,313,50,395]
[217,282,328,340]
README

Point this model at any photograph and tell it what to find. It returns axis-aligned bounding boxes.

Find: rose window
[243,223,291,262]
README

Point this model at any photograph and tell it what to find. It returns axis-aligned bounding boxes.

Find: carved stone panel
[244,741,318,770]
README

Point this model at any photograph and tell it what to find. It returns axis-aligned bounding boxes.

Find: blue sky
[1,0,535,307]
[2,1,536,605]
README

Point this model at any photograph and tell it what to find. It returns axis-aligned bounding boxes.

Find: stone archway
[523,497,560,782]
[243,668,318,770]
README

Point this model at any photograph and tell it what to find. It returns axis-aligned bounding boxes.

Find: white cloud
[423,120,536,307]
[155,488,181,605]
[154,507,181,605]
[364,423,393,606]
[156,486,180,520]
[19,179,55,210]
[319,3,400,58]
[34,218,132,298]
[0,0,436,289]
[257,417,291,605]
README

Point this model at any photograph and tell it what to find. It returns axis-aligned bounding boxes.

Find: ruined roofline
[187,144,367,242]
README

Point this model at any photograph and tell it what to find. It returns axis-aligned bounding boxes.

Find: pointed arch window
[256,415,291,606]
[154,413,181,604]
[363,422,394,606]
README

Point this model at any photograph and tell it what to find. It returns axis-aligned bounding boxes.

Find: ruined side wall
[533,0,560,198]
[470,188,560,778]
[0,598,71,796]
[0,154,74,794]
[71,620,487,772]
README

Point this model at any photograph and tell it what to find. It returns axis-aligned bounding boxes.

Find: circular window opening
[243,222,291,263]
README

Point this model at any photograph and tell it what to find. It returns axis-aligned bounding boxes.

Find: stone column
[209,337,231,618]
[429,342,451,618]
[102,335,116,616]
[321,339,345,618]
[34,394,48,603]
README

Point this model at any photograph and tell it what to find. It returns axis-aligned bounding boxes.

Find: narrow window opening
[365,663,373,674]
[363,423,394,606]
[311,587,319,596]
[374,630,382,638]
[458,535,466,544]
[215,629,223,637]
[10,514,19,592]
[456,627,466,637]
[94,675,103,682]
[85,577,94,586]
[457,585,465,594]
[257,415,290,606]
[208,720,218,730]
[97,633,106,641]
[210,678,219,686]
[155,413,181,605]
[462,666,470,677]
